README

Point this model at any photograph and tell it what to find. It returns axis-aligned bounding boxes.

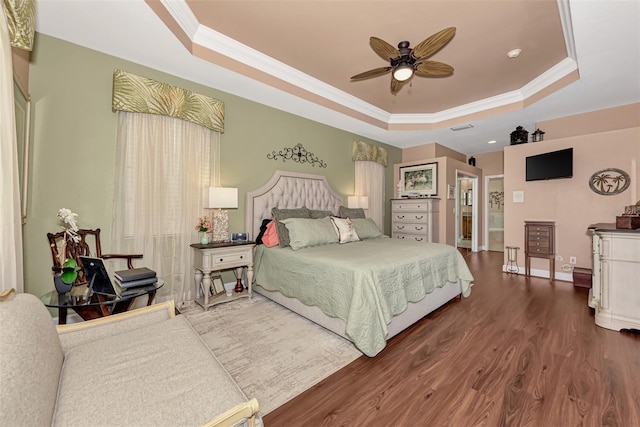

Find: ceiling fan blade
[370,37,400,61]
[350,66,392,80]
[415,61,454,77]
[412,27,456,60]
[390,77,407,95]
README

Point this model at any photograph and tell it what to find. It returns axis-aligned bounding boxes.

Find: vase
[200,232,209,245]
[54,275,73,294]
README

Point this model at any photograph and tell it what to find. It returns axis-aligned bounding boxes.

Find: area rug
[180,294,362,415]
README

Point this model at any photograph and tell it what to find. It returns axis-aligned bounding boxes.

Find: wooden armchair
[47,228,142,284]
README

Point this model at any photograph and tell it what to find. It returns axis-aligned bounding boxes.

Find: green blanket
[254,238,474,356]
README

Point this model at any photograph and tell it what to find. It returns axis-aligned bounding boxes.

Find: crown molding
[160,0,199,39]
[163,0,578,129]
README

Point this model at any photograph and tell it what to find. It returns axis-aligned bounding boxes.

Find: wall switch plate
[569,256,577,265]
[513,190,524,203]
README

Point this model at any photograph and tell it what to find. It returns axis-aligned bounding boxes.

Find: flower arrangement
[57,208,81,285]
[195,216,213,233]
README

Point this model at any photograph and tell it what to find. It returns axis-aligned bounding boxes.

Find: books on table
[113,267,158,297]
[114,267,156,283]
[112,281,158,298]
[115,275,158,289]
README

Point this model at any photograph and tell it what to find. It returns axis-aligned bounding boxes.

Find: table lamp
[208,187,238,242]
[347,195,369,210]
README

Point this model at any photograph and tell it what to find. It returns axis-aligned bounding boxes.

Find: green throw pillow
[351,218,385,239]
[280,217,338,250]
[338,206,366,219]
[309,209,334,219]
[271,207,310,248]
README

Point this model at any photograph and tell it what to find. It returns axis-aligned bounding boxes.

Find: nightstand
[190,241,255,309]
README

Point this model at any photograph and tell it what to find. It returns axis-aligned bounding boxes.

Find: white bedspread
[254,239,473,356]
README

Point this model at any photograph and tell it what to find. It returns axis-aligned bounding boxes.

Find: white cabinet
[391,198,439,243]
[589,225,640,331]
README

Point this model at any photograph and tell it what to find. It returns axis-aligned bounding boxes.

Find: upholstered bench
[0,290,260,426]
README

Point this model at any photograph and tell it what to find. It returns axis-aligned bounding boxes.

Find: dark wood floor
[264,251,640,426]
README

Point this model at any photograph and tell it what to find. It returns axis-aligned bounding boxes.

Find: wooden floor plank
[263,251,640,426]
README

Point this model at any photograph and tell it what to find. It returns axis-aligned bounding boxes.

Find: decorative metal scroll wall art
[588,168,630,195]
[267,143,327,168]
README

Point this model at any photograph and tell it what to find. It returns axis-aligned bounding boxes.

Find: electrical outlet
[569,256,577,265]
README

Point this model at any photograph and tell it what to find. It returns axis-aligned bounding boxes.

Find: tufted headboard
[245,171,344,239]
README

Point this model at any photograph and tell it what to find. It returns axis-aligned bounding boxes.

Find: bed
[245,170,473,357]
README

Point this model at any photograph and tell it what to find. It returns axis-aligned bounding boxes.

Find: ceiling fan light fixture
[393,65,413,82]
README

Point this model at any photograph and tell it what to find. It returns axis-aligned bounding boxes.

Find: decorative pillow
[262,220,279,247]
[338,206,365,219]
[271,207,311,247]
[351,218,384,239]
[330,216,360,244]
[280,217,338,250]
[255,218,272,244]
[309,209,334,219]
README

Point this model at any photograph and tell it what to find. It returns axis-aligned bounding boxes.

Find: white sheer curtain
[355,160,385,231]
[110,112,219,305]
[0,8,24,293]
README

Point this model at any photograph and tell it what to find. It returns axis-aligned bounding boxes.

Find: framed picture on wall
[399,163,438,197]
[447,184,455,200]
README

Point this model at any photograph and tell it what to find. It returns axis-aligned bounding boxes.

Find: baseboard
[501,265,572,282]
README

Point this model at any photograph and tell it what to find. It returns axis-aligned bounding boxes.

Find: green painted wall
[24,34,401,298]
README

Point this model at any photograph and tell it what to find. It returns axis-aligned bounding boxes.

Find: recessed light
[507,49,522,59]
[450,124,474,131]
[488,140,497,144]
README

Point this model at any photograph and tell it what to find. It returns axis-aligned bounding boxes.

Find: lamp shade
[207,187,238,209]
[347,196,369,209]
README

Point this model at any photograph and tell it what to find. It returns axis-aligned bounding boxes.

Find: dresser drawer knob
[416,215,424,219]
[398,225,405,229]
[398,215,405,219]
[415,226,423,230]
[219,258,224,262]
[415,237,424,241]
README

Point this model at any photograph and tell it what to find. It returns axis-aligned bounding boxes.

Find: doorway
[456,171,478,252]
[484,175,504,252]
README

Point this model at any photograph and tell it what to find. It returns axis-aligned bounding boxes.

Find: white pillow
[330,216,360,244]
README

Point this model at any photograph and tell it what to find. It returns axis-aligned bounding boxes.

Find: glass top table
[41,280,164,324]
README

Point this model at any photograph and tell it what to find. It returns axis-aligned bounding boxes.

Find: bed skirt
[253,279,462,352]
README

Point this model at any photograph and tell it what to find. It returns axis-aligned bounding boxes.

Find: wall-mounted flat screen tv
[525,148,573,181]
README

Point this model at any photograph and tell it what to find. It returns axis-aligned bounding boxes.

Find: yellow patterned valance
[4,0,35,51]
[352,140,388,167]
[112,69,224,132]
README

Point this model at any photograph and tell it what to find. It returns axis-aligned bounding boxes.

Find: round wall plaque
[588,168,630,195]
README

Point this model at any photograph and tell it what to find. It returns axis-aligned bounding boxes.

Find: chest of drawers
[391,198,439,243]
[524,221,555,281]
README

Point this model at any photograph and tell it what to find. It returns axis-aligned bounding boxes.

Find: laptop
[79,257,116,296]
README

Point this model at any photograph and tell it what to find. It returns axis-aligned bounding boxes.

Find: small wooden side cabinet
[524,221,555,281]
[190,241,255,310]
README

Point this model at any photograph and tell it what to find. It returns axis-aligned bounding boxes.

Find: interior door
[485,175,504,252]
[456,172,478,252]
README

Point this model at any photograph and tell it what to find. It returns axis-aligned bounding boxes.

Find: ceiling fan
[350,27,456,95]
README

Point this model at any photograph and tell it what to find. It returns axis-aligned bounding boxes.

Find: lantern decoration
[531,128,545,142]
[510,126,528,145]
